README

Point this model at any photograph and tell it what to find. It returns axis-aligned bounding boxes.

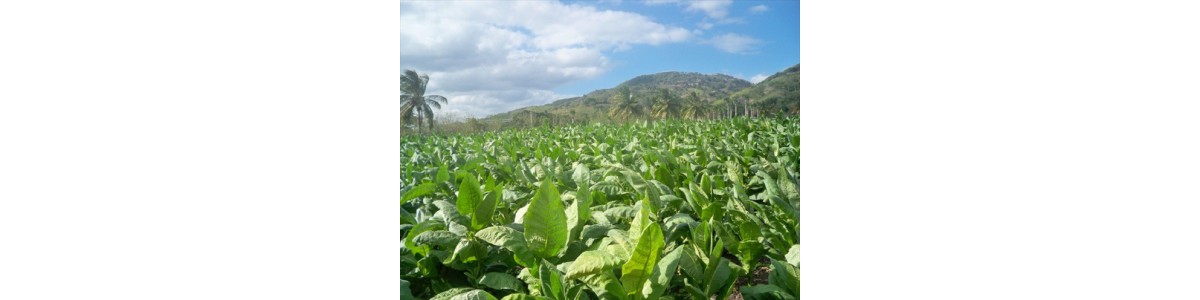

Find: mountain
[717,63,799,115]
[480,64,798,128]
[484,72,751,126]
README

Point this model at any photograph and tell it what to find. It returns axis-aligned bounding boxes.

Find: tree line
[402,69,793,135]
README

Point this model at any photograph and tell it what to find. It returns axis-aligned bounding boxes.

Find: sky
[400,0,799,118]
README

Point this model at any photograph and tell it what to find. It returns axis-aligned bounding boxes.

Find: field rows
[401,117,799,300]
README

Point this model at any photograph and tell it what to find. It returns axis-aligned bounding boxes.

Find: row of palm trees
[608,87,712,120]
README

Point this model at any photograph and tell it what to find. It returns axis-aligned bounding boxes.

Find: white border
[802,0,1200,298]
[1,1,400,299]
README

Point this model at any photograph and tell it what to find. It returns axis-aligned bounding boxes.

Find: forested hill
[483,72,750,125]
[481,64,798,128]
[720,63,799,115]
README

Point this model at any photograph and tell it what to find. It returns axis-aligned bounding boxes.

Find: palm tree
[608,86,641,120]
[650,88,680,119]
[681,91,708,120]
[400,70,447,133]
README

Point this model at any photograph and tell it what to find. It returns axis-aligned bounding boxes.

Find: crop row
[401,117,800,300]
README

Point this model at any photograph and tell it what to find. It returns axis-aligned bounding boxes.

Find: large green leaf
[452,289,500,300]
[476,226,523,247]
[619,223,663,296]
[627,201,651,245]
[413,230,462,248]
[479,272,526,292]
[538,261,566,300]
[676,248,704,282]
[449,239,486,264]
[604,229,634,260]
[476,226,537,267]
[524,178,568,259]
[706,258,742,298]
[400,279,414,300]
[785,244,800,269]
[436,165,450,183]
[736,240,765,269]
[571,163,591,186]
[565,250,621,280]
[500,294,553,300]
[472,184,499,230]
[769,260,801,298]
[580,224,614,240]
[568,172,592,241]
[758,170,799,222]
[401,182,439,205]
[405,219,445,256]
[457,175,483,219]
[641,246,684,300]
[431,288,471,300]
[577,272,628,300]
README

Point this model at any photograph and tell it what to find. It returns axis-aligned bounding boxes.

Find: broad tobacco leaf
[524,178,568,259]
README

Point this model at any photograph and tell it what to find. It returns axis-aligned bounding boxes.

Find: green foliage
[565,250,621,280]
[723,63,799,116]
[482,70,760,127]
[642,244,684,299]
[401,117,799,299]
[524,178,569,259]
[619,223,663,296]
[480,272,526,293]
[402,182,440,205]
[739,260,800,300]
[430,288,500,300]
[457,175,483,221]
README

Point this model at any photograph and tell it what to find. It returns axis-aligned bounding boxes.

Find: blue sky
[400,0,798,118]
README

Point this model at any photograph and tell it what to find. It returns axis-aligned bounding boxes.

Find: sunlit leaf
[524,178,568,259]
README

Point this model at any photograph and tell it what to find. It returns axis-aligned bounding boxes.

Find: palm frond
[426,95,447,105]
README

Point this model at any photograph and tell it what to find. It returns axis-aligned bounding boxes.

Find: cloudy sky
[400,0,799,118]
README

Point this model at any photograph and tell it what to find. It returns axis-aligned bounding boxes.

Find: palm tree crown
[400,69,448,133]
[607,86,641,120]
[681,91,708,120]
[650,88,680,119]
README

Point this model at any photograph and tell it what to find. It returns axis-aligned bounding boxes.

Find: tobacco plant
[402,117,799,300]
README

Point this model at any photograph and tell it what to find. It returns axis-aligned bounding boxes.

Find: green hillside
[717,63,799,116]
[466,63,798,130]
[484,72,752,127]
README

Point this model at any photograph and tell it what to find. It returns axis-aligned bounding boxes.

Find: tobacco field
[401,117,800,300]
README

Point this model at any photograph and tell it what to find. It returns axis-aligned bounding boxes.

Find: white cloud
[644,0,733,21]
[686,0,733,19]
[749,5,768,14]
[401,1,692,117]
[749,74,769,84]
[435,90,574,119]
[707,33,761,54]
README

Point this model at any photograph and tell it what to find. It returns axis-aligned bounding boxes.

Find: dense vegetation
[451,64,799,132]
[721,65,799,116]
[482,72,751,129]
[401,117,800,300]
